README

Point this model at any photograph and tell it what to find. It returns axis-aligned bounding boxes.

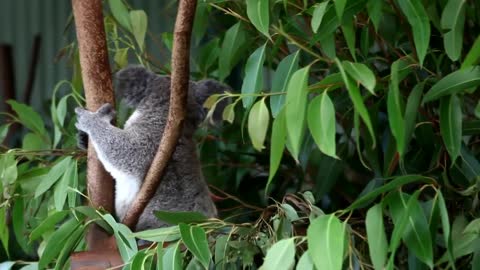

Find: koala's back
[115,69,218,230]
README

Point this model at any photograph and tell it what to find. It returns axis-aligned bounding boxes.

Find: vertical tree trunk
[71,0,116,251]
[122,0,197,229]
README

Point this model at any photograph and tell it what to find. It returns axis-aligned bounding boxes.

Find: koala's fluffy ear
[191,79,230,125]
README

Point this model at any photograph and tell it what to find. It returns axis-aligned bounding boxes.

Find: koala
[75,66,227,231]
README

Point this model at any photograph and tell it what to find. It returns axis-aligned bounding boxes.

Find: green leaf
[440,95,462,162]
[388,192,433,268]
[423,66,480,103]
[319,33,336,59]
[296,252,314,270]
[54,224,85,270]
[285,66,310,160]
[114,48,129,68]
[437,192,455,267]
[130,10,148,50]
[311,2,329,33]
[53,95,68,148]
[12,197,30,254]
[248,98,270,151]
[163,242,183,270]
[260,238,295,270]
[30,211,69,241]
[367,0,383,31]
[108,0,132,32]
[266,108,286,193]
[219,22,247,81]
[54,162,74,211]
[7,100,47,137]
[154,211,207,225]
[22,133,45,152]
[246,0,270,37]
[334,0,347,20]
[222,103,236,124]
[307,214,346,270]
[0,207,9,258]
[341,18,356,61]
[38,218,81,269]
[214,235,229,268]
[0,153,18,185]
[462,36,480,69]
[0,124,9,144]
[403,83,424,154]
[441,0,466,61]
[342,61,376,94]
[387,61,405,155]
[346,175,434,211]
[396,0,430,66]
[132,226,180,243]
[179,224,211,269]
[335,58,376,147]
[241,44,266,108]
[366,204,388,270]
[307,92,338,159]
[270,51,300,118]
[35,157,72,198]
[68,161,79,208]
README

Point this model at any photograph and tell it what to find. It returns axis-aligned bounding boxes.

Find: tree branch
[72,0,116,250]
[122,0,198,229]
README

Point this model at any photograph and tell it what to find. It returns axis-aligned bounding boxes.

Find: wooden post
[71,0,116,251]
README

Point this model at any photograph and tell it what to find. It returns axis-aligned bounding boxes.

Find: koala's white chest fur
[91,140,141,220]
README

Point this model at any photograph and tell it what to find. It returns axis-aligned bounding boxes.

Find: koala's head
[115,66,230,130]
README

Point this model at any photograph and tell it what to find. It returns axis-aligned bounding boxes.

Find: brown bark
[122,0,198,229]
[71,0,116,251]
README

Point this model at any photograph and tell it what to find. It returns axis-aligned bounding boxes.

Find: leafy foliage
[1,0,480,269]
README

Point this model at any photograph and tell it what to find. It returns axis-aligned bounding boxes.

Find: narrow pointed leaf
[462,36,480,69]
[307,92,337,158]
[260,238,295,270]
[108,0,132,32]
[311,2,329,33]
[334,0,347,20]
[441,0,466,61]
[366,204,388,270]
[335,58,376,147]
[403,83,424,153]
[241,44,266,108]
[367,0,383,31]
[267,109,286,193]
[423,66,480,102]
[307,214,346,270]
[285,66,310,160]
[342,61,376,94]
[246,0,270,37]
[387,62,405,155]
[179,224,211,269]
[396,0,430,65]
[271,51,300,117]
[130,10,148,50]
[248,98,270,151]
[440,95,462,162]
[219,22,247,81]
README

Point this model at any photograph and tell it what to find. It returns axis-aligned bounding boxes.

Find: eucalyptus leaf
[248,98,270,151]
[241,44,266,108]
[440,95,462,162]
[396,0,430,66]
[246,0,270,37]
[307,214,345,270]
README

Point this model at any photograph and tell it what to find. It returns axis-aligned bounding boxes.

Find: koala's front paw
[96,103,116,122]
[75,107,92,132]
[77,130,89,150]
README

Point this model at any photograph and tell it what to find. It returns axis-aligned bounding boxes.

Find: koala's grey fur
[75,66,226,231]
